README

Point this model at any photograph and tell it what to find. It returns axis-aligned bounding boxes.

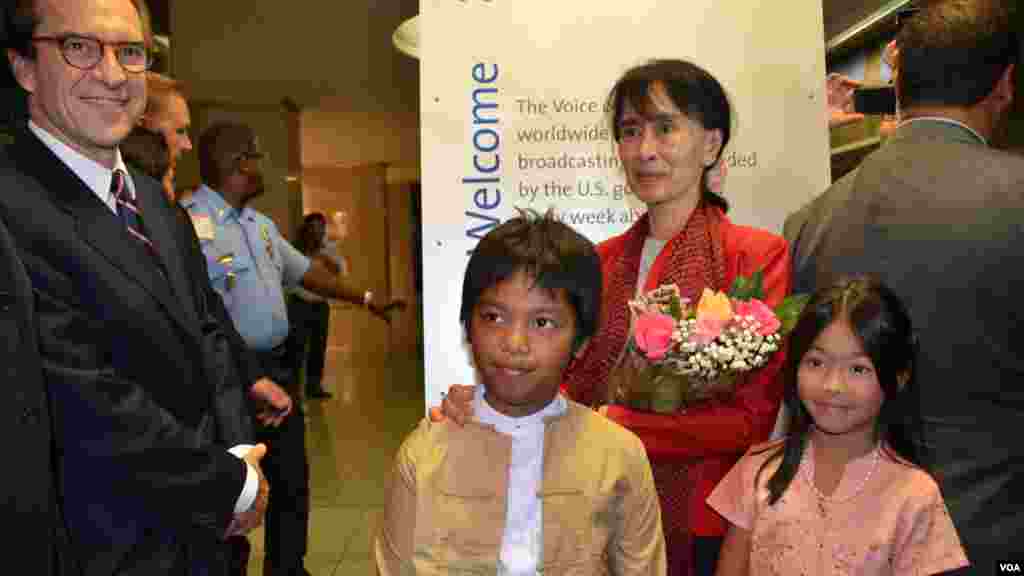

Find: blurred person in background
[288,212,337,400]
[141,71,192,200]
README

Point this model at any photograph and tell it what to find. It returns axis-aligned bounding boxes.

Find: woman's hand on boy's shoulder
[429,384,476,426]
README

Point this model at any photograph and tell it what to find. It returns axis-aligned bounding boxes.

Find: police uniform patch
[260,224,273,259]
[217,254,236,291]
[191,213,215,240]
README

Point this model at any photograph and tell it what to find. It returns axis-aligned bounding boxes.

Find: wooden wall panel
[301,165,392,363]
[387,182,419,358]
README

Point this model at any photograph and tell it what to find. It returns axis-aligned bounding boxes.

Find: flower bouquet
[611,271,809,413]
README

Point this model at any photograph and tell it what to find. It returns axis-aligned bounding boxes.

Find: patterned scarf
[564,203,727,406]
[564,204,727,574]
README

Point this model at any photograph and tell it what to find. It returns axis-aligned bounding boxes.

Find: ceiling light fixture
[392,15,420,59]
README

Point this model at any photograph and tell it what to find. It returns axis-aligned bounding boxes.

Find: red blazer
[574,212,791,537]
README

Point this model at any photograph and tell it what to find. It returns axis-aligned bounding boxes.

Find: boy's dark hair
[606,58,732,212]
[460,209,602,351]
[896,0,1018,109]
[756,275,925,505]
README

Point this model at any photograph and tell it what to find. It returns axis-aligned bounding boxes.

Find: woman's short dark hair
[897,0,1018,109]
[460,210,602,351]
[606,59,733,212]
[757,275,925,505]
[120,126,169,182]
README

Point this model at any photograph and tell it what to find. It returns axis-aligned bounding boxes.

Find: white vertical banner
[420,0,830,411]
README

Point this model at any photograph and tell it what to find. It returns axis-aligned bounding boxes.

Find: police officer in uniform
[185,122,403,576]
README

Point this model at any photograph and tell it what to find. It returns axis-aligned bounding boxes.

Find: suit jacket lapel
[9,129,193,336]
[130,169,201,329]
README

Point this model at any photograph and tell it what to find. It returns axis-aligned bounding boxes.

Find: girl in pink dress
[708,276,968,575]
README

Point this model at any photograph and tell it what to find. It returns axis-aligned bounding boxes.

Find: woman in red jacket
[563,59,789,576]
[439,59,790,576]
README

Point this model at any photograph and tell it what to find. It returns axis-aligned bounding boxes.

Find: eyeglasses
[32,35,152,73]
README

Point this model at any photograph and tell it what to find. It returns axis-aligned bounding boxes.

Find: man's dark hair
[460,210,602,352]
[895,4,920,29]
[897,0,1018,109]
[120,126,169,181]
[2,1,38,114]
[198,121,256,189]
[4,0,150,60]
[5,0,44,60]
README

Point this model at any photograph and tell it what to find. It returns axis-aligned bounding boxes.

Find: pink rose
[634,313,676,360]
[733,299,781,336]
[690,315,727,346]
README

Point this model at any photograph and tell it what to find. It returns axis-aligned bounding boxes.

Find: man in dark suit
[1,0,272,573]
[0,216,72,575]
[792,0,1022,571]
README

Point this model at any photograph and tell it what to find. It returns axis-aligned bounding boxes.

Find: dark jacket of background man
[790,1,1022,571]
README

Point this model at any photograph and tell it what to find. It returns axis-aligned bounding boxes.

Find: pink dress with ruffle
[707,440,969,575]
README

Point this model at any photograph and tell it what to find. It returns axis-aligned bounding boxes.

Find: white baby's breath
[628,284,789,402]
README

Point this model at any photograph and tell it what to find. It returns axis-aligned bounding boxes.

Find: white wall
[419,0,831,410]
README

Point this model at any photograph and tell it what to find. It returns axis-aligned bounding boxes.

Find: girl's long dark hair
[756,275,926,505]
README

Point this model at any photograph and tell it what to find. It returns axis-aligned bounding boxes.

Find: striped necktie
[112,169,157,255]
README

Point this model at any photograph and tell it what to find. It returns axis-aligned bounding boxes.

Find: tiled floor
[247,347,425,575]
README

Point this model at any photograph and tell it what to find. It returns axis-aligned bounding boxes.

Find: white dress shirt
[29,120,134,213]
[473,386,568,575]
[28,121,259,514]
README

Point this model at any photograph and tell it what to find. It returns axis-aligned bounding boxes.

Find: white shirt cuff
[228,444,259,514]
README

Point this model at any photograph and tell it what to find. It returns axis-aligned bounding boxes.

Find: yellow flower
[696,288,733,324]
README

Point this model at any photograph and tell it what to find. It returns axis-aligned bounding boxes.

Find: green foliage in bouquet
[775,293,812,334]
[729,269,811,335]
[729,269,765,301]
